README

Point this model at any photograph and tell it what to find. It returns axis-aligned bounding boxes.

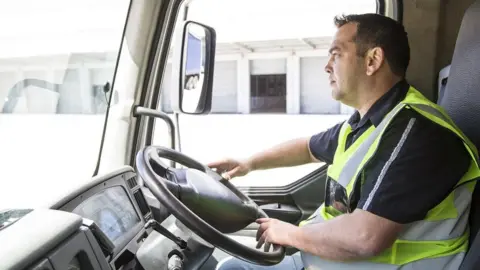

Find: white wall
[250,58,286,75]
[211,61,238,113]
[160,52,350,115]
[300,57,341,114]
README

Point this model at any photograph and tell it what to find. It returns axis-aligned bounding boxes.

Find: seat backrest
[438,1,480,268]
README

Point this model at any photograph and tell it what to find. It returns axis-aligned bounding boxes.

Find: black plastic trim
[392,0,403,23]
[377,0,386,15]
[133,106,176,167]
[237,164,328,196]
[237,164,329,224]
[30,258,53,270]
[260,203,301,224]
[48,229,104,270]
[83,227,114,270]
[49,166,136,210]
[378,0,403,23]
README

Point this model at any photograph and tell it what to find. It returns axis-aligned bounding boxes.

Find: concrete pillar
[237,56,250,114]
[286,54,300,114]
[79,66,92,114]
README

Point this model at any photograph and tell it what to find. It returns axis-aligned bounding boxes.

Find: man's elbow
[305,137,320,163]
[356,231,396,258]
[357,241,386,258]
[349,209,402,259]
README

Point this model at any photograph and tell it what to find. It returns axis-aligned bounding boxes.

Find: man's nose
[324,57,333,74]
[324,62,332,74]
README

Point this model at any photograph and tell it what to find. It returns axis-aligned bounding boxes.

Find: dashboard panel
[51,166,154,268]
[73,186,140,246]
[45,166,214,270]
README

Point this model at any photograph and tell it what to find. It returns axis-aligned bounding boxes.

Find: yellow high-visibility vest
[300,86,480,269]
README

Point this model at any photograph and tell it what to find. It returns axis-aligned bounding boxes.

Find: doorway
[250,74,286,113]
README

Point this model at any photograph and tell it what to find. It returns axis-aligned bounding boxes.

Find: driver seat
[438,1,480,269]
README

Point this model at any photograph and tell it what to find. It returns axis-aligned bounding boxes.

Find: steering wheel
[135,146,286,266]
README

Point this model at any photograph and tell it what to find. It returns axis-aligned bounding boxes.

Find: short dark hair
[334,13,410,77]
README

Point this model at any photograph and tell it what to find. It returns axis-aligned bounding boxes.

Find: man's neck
[356,77,403,117]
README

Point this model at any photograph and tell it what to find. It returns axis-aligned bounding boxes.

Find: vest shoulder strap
[402,86,479,165]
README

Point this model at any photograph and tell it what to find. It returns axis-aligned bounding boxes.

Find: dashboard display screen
[74,186,140,244]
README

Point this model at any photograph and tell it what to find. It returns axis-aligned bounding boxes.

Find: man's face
[325,23,365,105]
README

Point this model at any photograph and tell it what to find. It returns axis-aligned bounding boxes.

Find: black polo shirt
[309,80,471,224]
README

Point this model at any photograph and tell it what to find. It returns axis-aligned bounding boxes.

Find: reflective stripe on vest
[303,251,465,270]
[336,101,406,188]
[300,86,480,269]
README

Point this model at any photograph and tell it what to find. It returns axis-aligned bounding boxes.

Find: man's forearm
[246,137,318,171]
[291,213,388,261]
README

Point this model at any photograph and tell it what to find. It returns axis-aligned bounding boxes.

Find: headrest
[439,1,480,150]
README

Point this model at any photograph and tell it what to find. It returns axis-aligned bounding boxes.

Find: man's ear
[365,47,384,76]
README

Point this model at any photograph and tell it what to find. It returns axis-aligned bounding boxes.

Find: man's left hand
[255,218,300,251]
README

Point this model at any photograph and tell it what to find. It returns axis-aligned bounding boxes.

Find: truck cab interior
[2,0,480,269]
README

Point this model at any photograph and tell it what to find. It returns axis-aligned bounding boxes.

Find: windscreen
[0,0,130,209]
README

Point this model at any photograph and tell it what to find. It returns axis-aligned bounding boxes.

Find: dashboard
[0,166,214,270]
[73,186,141,246]
[56,167,152,266]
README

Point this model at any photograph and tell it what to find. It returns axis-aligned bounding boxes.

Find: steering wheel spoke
[136,146,286,266]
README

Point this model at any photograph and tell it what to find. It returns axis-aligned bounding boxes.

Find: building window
[250,74,286,113]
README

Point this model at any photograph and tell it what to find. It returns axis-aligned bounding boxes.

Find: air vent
[133,190,150,217]
[126,177,138,189]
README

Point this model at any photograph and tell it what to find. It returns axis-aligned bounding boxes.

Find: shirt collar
[348,79,410,130]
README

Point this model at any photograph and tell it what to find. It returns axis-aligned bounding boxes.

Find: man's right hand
[207,137,316,181]
[207,158,253,180]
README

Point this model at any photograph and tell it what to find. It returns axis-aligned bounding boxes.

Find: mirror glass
[181,23,207,113]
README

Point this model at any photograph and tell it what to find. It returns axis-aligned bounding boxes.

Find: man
[210,13,480,269]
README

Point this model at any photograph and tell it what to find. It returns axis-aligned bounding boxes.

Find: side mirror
[171,20,216,114]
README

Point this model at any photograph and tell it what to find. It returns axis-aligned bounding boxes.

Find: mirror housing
[171,20,216,114]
